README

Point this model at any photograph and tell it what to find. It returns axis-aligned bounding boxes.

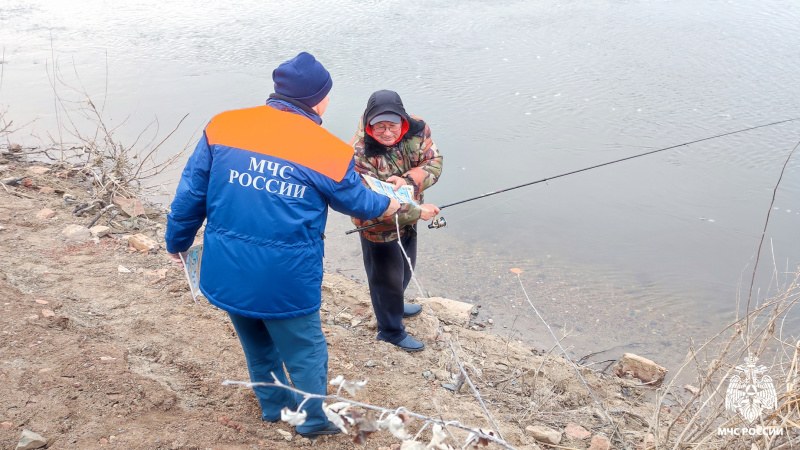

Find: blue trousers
[360,229,417,344]
[227,311,329,433]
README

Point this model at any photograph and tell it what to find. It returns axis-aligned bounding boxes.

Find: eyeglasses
[372,123,401,133]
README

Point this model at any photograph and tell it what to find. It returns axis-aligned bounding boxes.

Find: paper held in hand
[178,244,203,303]
[363,176,418,205]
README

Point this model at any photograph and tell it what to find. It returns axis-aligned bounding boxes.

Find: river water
[2,0,799,370]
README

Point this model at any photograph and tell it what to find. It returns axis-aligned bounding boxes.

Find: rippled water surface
[2,0,799,369]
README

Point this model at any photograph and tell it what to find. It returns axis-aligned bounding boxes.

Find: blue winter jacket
[164,104,389,319]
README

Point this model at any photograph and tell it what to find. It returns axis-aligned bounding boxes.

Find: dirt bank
[0,159,668,449]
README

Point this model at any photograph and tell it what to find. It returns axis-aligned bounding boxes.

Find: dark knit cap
[272,52,333,108]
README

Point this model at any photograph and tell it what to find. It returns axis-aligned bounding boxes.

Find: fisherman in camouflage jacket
[350,90,443,352]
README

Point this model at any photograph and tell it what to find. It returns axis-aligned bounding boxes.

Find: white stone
[525,425,562,445]
[276,429,292,441]
[89,225,110,238]
[336,312,354,323]
[128,233,158,252]
[418,297,474,327]
[16,429,47,449]
[61,225,91,242]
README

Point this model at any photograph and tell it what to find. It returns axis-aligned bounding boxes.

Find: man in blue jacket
[164,52,438,438]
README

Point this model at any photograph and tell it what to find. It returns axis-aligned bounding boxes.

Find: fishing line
[442,185,532,226]
[345,117,799,235]
[396,209,622,446]
[512,270,629,449]
[395,214,426,299]
[393,216,508,445]
[437,117,798,210]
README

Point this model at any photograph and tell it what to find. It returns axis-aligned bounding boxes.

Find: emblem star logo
[725,356,778,423]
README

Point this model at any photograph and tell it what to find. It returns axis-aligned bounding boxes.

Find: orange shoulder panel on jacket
[204,106,354,182]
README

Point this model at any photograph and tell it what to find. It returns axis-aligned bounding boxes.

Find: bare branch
[222,375,514,449]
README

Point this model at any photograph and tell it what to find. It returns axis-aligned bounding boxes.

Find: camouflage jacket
[350,115,443,242]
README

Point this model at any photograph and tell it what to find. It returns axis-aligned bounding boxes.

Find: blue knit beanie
[272,52,333,108]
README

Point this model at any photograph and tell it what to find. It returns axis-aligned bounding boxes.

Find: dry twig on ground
[223,375,511,449]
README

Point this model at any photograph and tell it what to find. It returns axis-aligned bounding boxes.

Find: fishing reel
[428,215,447,229]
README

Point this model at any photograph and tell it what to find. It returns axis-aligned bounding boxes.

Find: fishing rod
[345,118,798,235]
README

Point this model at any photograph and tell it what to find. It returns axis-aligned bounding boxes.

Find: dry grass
[649,135,800,450]
[1,54,193,204]
[645,269,799,449]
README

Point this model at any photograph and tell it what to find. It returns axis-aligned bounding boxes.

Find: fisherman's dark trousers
[227,311,330,433]
[360,228,417,344]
